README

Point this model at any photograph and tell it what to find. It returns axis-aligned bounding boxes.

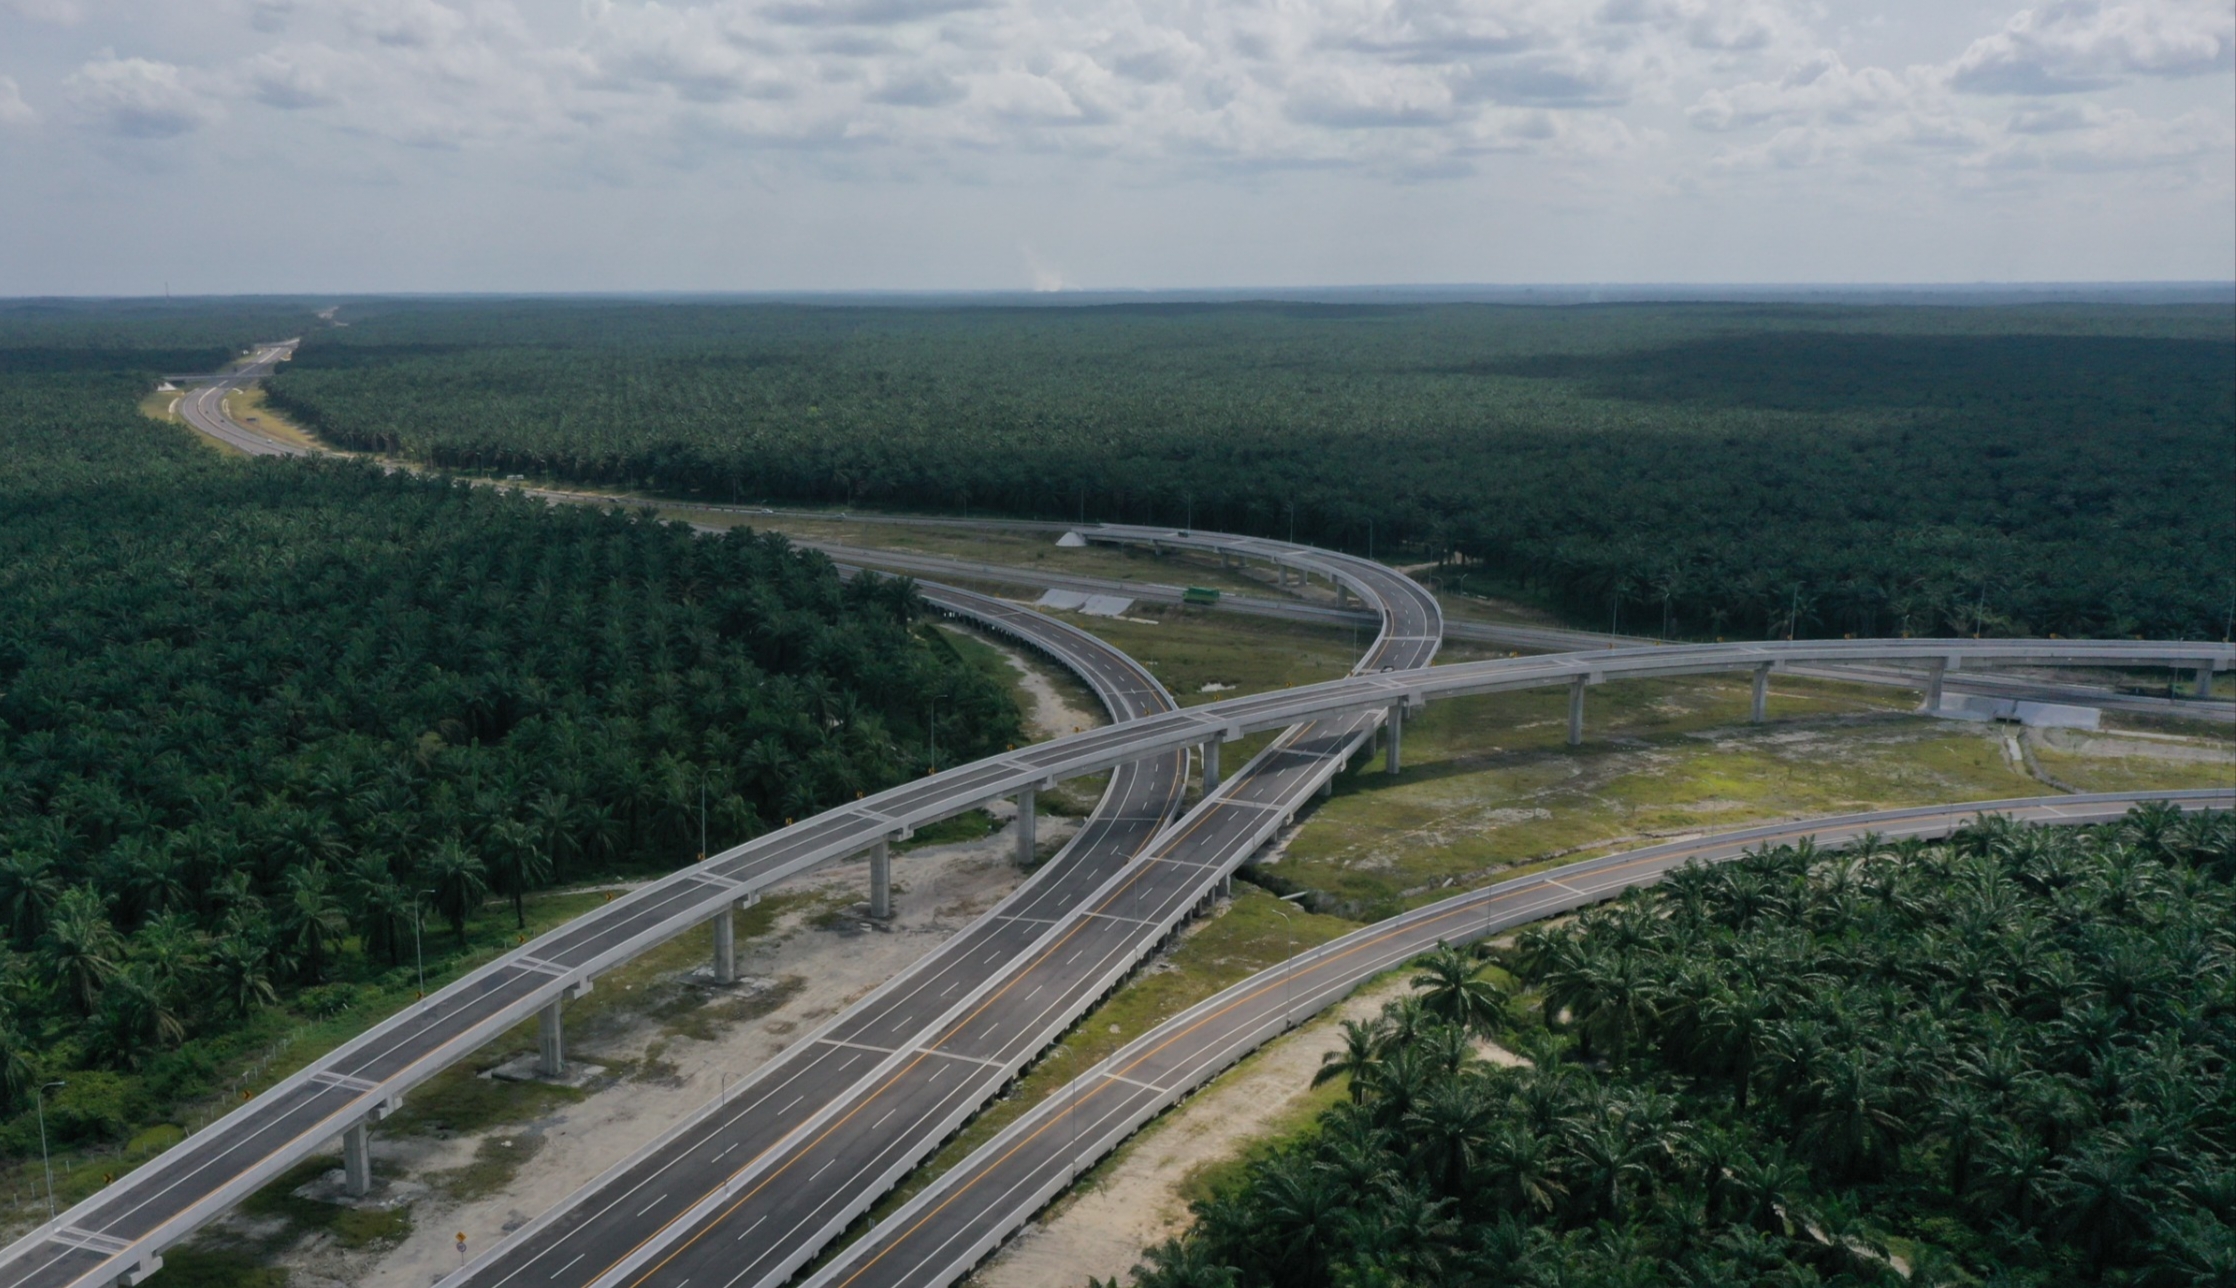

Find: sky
[0,0,2229,294]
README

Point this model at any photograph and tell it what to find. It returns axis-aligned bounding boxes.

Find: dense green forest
[0,305,1012,1150]
[266,300,2236,641]
[1116,808,2236,1288]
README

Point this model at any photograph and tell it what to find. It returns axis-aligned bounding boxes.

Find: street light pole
[35,1080,64,1219]
[1273,893,1308,1025]
[414,889,436,1002]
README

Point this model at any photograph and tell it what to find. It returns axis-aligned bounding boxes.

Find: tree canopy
[1116,808,2236,1288]
[0,312,1015,1140]
[265,299,2236,640]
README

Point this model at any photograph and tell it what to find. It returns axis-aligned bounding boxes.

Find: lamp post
[1273,893,1308,1026]
[414,889,437,1003]
[35,1080,64,1219]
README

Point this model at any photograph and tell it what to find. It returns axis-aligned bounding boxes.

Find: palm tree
[485,820,551,929]
[2045,1136,2155,1272]
[1313,1019,1388,1103]
[1410,942,1510,1037]
[346,857,412,967]
[40,884,121,1016]
[423,838,489,946]
[209,937,278,1019]
[0,852,60,949]
[1796,1049,1909,1180]
[1403,1077,1494,1197]
[276,863,350,983]
[1480,1121,1567,1215]
[1251,1154,1348,1285]
[85,964,186,1070]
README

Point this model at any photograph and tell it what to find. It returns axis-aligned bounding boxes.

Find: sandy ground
[255,629,1110,1286]
[968,975,1413,1288]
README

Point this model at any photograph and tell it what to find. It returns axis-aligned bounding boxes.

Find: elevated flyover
[794,529,2227,718]
[443,535,1442,1288]
[0,577,1178,1288]
[811,788,2236,1288]
[5,628,2223,1288]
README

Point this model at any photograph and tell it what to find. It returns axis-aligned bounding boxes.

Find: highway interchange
[0,350,2225,1288]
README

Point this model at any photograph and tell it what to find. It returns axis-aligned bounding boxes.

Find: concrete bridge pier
[1568,675,1587,746]
[1923,658,1950,712]
[1751,663,1772,724]
[538,999,565,1078]
[712,894,760,984]
[1014,789,1037,868]
[2197,665,2216,698]
[343,1121,372,1196]
[1385,704,1404,774]
[869,836,893,920]
[1201,740,1221,795]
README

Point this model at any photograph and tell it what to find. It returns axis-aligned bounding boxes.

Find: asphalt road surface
[171,343,307,457]
[446,541,1443,1288]
[811,788,2236,1288]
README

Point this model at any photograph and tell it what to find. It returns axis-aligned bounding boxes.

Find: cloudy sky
[0,0,2229,293]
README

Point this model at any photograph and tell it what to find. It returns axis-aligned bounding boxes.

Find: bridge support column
[1751,664,1771,724]
[1015,789,1037,867]
[1568,675,1586,747]
[869,837,892,920]
[1385,704,1404,774]
[1201,740,1221,795]
[343,1121,372,1197]
[2197,665,2215,699]
[538,999,564,1079]
[1923,659,1948,712]
[713,905,736,984]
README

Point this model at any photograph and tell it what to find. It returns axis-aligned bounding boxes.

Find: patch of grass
[2031,737,2234,793]
[898,808,999,852]
[1067,605,1363,704]
[1272,675,2060,919]
[242,1157,413,1249]
[381,1062,585,1138]
[218,385,322,450]
[430,1131,546,1202]
[672,512,1288,602]
[137,387,186,424]
[663,974,806,1043]
[141,1248,289,1288]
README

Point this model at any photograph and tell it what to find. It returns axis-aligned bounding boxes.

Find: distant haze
[0,0,2229,295]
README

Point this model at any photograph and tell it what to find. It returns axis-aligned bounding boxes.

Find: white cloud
[1976,104,2226,167]
[2,0,83,23]
[65,54,222,137]
[1688,51,1916,131]
[1949,0,2234,94]
[245,49,339,109]
[0,75,35,126]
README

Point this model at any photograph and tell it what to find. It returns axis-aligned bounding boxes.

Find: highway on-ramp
[810,788,2236,1288]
